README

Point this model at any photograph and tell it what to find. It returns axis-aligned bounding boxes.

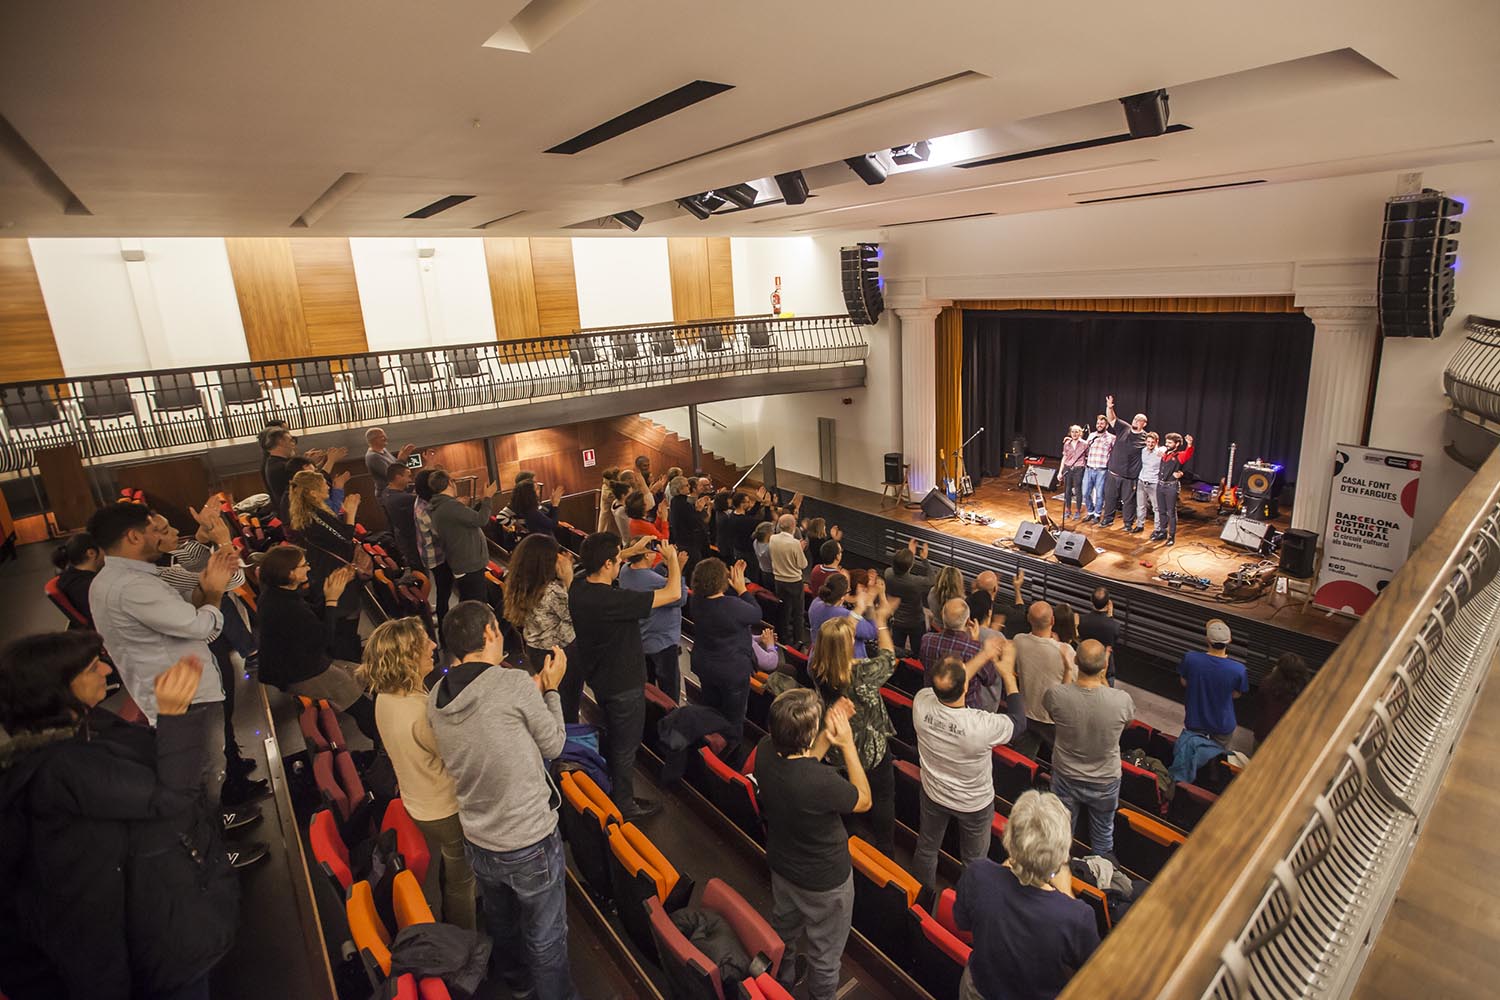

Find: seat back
[702,877,784,977]
[880,687,916,744]
[992,744,1040,801]
[381,798,432,885]
[78,378,135,419]
[334,750,367,815]
[651,328,678,356]
[400,352,438,383]
[392,868,435,929]
[987,811,1009,863]
[696,747,763,841]
[1113,806,1186,879]
[909,904,973,1000]
[614,334,640,361]
[1167,781,1218,831]
[646,896,722,1000]
[890,657,925,695]
[747,321,775,349]
[559,770,620,898]
[1073,878,1113,938]
[892,758,923,831]
[848,836,920,963]
[1120,759,1165,814]
[216,367,264,405]
[318,700,347,749]
[933,887,973,945]
[641,682,676,757]
[313,750,350,819]
[293,360,337,395]
[151,372,201,411]
[309,808,354,890]
[607,821,689,962]
[1120,719,1154,755]
[702,326,727,353]
[447,348,483,378]
[298,698,329,751]
[346,880,393,976]
[44,576,90,626]
[350,355,387,390]
[1,385,61,426]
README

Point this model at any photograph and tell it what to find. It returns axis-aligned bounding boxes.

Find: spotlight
[717,183,759,209]
[844,153,888,186]
[1120,89,1170,138]
[611,210,644,231]
[774,171,810,205]
[676,192,724,220]
[890,141,931,165]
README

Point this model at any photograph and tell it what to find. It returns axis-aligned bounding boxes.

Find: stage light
[676,191,725,220]
[611,210,644,231]
[1120,89,1170,138]
[717,183,759,209]
[844,152,889,186]
[890,141,931,165]
[774,171,810,205]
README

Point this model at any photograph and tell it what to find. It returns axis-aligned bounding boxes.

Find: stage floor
[780,467,1353,646]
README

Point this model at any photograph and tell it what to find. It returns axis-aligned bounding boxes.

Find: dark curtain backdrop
[961,310,1314,487]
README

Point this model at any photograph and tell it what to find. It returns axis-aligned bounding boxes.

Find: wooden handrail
[1062,445,1500,998]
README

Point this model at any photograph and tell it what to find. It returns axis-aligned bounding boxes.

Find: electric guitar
[1214,442,1240,514]
[938,449,957,500]
[955,450,974,497]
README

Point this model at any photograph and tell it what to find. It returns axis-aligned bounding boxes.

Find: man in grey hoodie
[425,469,496,606]
[427,600,577,1000]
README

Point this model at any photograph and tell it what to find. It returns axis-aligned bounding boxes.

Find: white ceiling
[1,0,1498,238]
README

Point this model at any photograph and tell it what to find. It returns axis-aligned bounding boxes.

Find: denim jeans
[1050,772,1121,854]
[466,828,578,1000]
[913,789,992,890]
[1135,479,1159,529]
[1082,468,1106,516]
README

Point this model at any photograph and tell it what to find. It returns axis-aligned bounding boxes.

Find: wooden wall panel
[36,444,94,532]
[667,237,714,323]
[225,237,310,361]
[288,239,368,356]
[0,239,63,380]
[483,237,542,341]
[527,238,581,338]
[115,457,212,533]
[707,236,736,318]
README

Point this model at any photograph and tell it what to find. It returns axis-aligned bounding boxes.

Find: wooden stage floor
[780,467,1353,646]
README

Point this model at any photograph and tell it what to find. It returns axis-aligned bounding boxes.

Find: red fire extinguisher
[771,275,782,316]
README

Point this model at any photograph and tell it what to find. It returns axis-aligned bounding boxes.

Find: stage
[780,466,1352,671]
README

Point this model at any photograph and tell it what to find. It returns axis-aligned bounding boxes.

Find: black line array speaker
[1014,520,1055,555]
[1280,528,1318,579]
[1054,531,1096,567]
[840,243,884,325]
[921,488,957,520]
[884,452,904,485]
[1379,189,1463,338]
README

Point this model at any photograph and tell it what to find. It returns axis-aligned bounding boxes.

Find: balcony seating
[1121,759,1168,815]
[146,372,213,449]
[558,769,621,899]
[313,750,349,820]
[1112,807,1186,879]
[77,377,146,456]
[646,878,783,1000]
[849,835,921,964]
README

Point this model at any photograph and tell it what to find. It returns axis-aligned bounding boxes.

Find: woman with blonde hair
[809,597,899,855]
[926,565,966,624]
[359,617,475,929]
[288,468,364,657]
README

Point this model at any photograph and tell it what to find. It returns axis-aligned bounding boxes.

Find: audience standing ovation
[1012,602,1077,755]
[769,513,809,648]
[883,538,934,654]
[502,534,580,720]
[688,558,763,748]
[619,539,690,703]
[426,469,497,605]
[1044,639,1134,857]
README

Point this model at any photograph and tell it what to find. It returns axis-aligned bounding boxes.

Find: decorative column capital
[1303,305,1379,326]
[893,305,945,323]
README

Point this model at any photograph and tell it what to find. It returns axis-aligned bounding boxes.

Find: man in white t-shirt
[1012,601,1076,755]
[911,633,1028,890]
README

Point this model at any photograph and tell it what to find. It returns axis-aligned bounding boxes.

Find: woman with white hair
[954,790,1099,999]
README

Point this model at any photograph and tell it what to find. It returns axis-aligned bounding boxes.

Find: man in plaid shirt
[920,599,999,711]
[1081,414,1114,523]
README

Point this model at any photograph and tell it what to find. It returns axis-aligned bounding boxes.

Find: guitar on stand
[1212,442,1240,516]
[938,449,958,502]
[1021,464,1058,535]
[955,426,983,499]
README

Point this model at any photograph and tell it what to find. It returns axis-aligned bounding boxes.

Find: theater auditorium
[1,3,1498,999]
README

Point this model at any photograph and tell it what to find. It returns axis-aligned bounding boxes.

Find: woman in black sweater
[256,545,380,744]
[50,532,103,628]
[288,468,364,659]
[688,557,763,750]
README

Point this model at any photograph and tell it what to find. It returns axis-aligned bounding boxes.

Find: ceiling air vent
[546,81,734,155]
[956,124,1192,170]
[1075,179,1265,204]
[405,194,477,219]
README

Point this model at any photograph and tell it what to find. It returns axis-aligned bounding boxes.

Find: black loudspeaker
[884,452,904,484]
[1239,462,1284,499]
[1014,521,1055,555]
[773,171,810,206]
[1280,528,1318,579]
[840,243,884,325]
[1055,531,1097,567]
[1379,190,1463,338]
[1221,515,1275,552]
[1021,466,1057,490]
[1120,89,1170,137]
[921,488,957,520]
[1241,497,1279,521]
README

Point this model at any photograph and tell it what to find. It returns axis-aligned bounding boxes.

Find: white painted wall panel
[28,238,152,376]
[572,237,673,328]
[426,238,497,345]
[138,238,249,368]
[349,237,430,350]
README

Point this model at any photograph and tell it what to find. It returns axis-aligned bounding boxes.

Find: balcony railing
[1061,445,1500,999]
[0,313,867,474]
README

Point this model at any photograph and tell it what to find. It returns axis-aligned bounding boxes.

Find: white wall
[573,237,674,328]
[640,402,757,469]
[137,238,249,368]
[29,238,153,376]
[882,161,1500,543]
[350,237,431,350]
[731,236,849,318]
[424,239,498,345]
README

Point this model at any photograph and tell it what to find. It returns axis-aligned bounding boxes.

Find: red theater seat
[987,811,1009,863]
[312,750,349,820]
[646,878,783,1000]
[880,687,916,745]
[641,682,677,757]
[890,657,925,695]
[992,744,1039,802]
[1073,878,1113,938]
[908,903,973,1000]
[1120,759,1167,815]
[1167,781,1218,831]
[1120,719,1154,755]
[893,758,923,831]
[381,798,431,885]
[696,746,763,842]
[308,808,353,891]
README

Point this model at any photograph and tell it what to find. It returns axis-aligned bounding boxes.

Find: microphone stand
[955,426,984,513]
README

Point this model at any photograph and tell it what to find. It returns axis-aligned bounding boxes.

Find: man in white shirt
[910,633,1027,890]
[1012,602,1076,755]
[768,514,809,648]
[1132,431,1163,535]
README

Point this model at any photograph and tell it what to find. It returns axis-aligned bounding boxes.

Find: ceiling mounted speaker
[611,210,644,231]
[717,183,758,209]
[844,152,888,185]
[676,196,713,220]
[774,171,809,205]
[1120,89,1170,138]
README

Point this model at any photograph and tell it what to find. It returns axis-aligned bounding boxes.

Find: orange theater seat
[558,769,621,899]
[848,836,920,965]
[607,821,693,962]
[1073,878,1113,938]
[392,869,435,929]
[1113,806,1186,879]
[346,880,392,977]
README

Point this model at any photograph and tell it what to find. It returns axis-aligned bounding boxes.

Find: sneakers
[1128,525,1144,534]
[1166,538,1175,546]
[227,843,270,870]
[621,797,662,821]
[221,775,270,808]
[1149,532,1165,542]
[1081,514,1097,524]
[221,805,263,834]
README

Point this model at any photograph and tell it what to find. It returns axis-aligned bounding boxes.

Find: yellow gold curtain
[934,305,964,480]
[954,296,1299,314]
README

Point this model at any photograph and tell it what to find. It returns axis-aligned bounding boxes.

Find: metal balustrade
[0,314,867,474]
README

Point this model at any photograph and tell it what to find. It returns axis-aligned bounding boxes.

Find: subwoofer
[1014,520,1055,555]
[1054,531,1096,567]
[1280,528,1318,578]
[921,488,957,520]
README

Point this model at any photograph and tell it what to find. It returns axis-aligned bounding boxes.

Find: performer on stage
[1152,433,1194,545]
[1097,396,1148,530]
[1081,415,1113,523]
[1059,425,1089,521]
[1134,431,1162,534]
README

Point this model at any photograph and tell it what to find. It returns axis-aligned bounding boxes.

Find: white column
[1292,305,1380,533]
[898,306,941,496]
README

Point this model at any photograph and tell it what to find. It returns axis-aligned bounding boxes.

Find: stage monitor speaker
[1014,520,1055,555]
[1239,462,1284,499]
[1054,531,1096,567]
[921,488,957,520]
[1021,466,1057,490]
[1221,514,1275,552]
[1280,528,1318,579]
[884,452,904,484]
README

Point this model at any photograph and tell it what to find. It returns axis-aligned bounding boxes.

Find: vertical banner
[1313,444,1423,616]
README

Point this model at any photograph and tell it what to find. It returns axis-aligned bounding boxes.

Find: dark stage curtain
[961,310,1314,487]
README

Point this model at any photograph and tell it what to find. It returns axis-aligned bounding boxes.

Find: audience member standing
[363,427,419,488]
[413,470,453,624]
[0,637,240,1000]
[769,514,809,648]
[1059,424,1089,522]
[1080,414,1113,523]
[925,565,966,623]
[920,599,998,710]
[1054,603,1079,648]
[570,534,682,820]
[262,428,298,508]
[1252,653,1311,750]
[808,573,878,660]
[1179,620,1247,746]
[502,534,580,720]
[726,489,770,570]
[620,541,689,703]
[1077,586,1121,686]
[954,791,1099,1000]
[912,637,1025,889]
[52,532,102,628]
[667,476,710,570]
[689,558,763,746]
[810,605,899,856]
[596,469,621,534]
[1044,640,1134,856]
[1098,394,1149,529]
[360,617,475,930]
[883,538,933,654]
[755,689,870,1000]
[514,479,566,538]
[288,469,364,659]
[378,464,422,568]
[1012,602,1076,754]
[426,470,496,605]
[427,602,577,1000]
[808,538,845,597]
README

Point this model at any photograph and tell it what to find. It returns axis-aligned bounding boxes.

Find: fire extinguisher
[771,275,782,316]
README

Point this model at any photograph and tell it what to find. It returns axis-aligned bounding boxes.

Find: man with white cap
[1177,619,1248,745]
